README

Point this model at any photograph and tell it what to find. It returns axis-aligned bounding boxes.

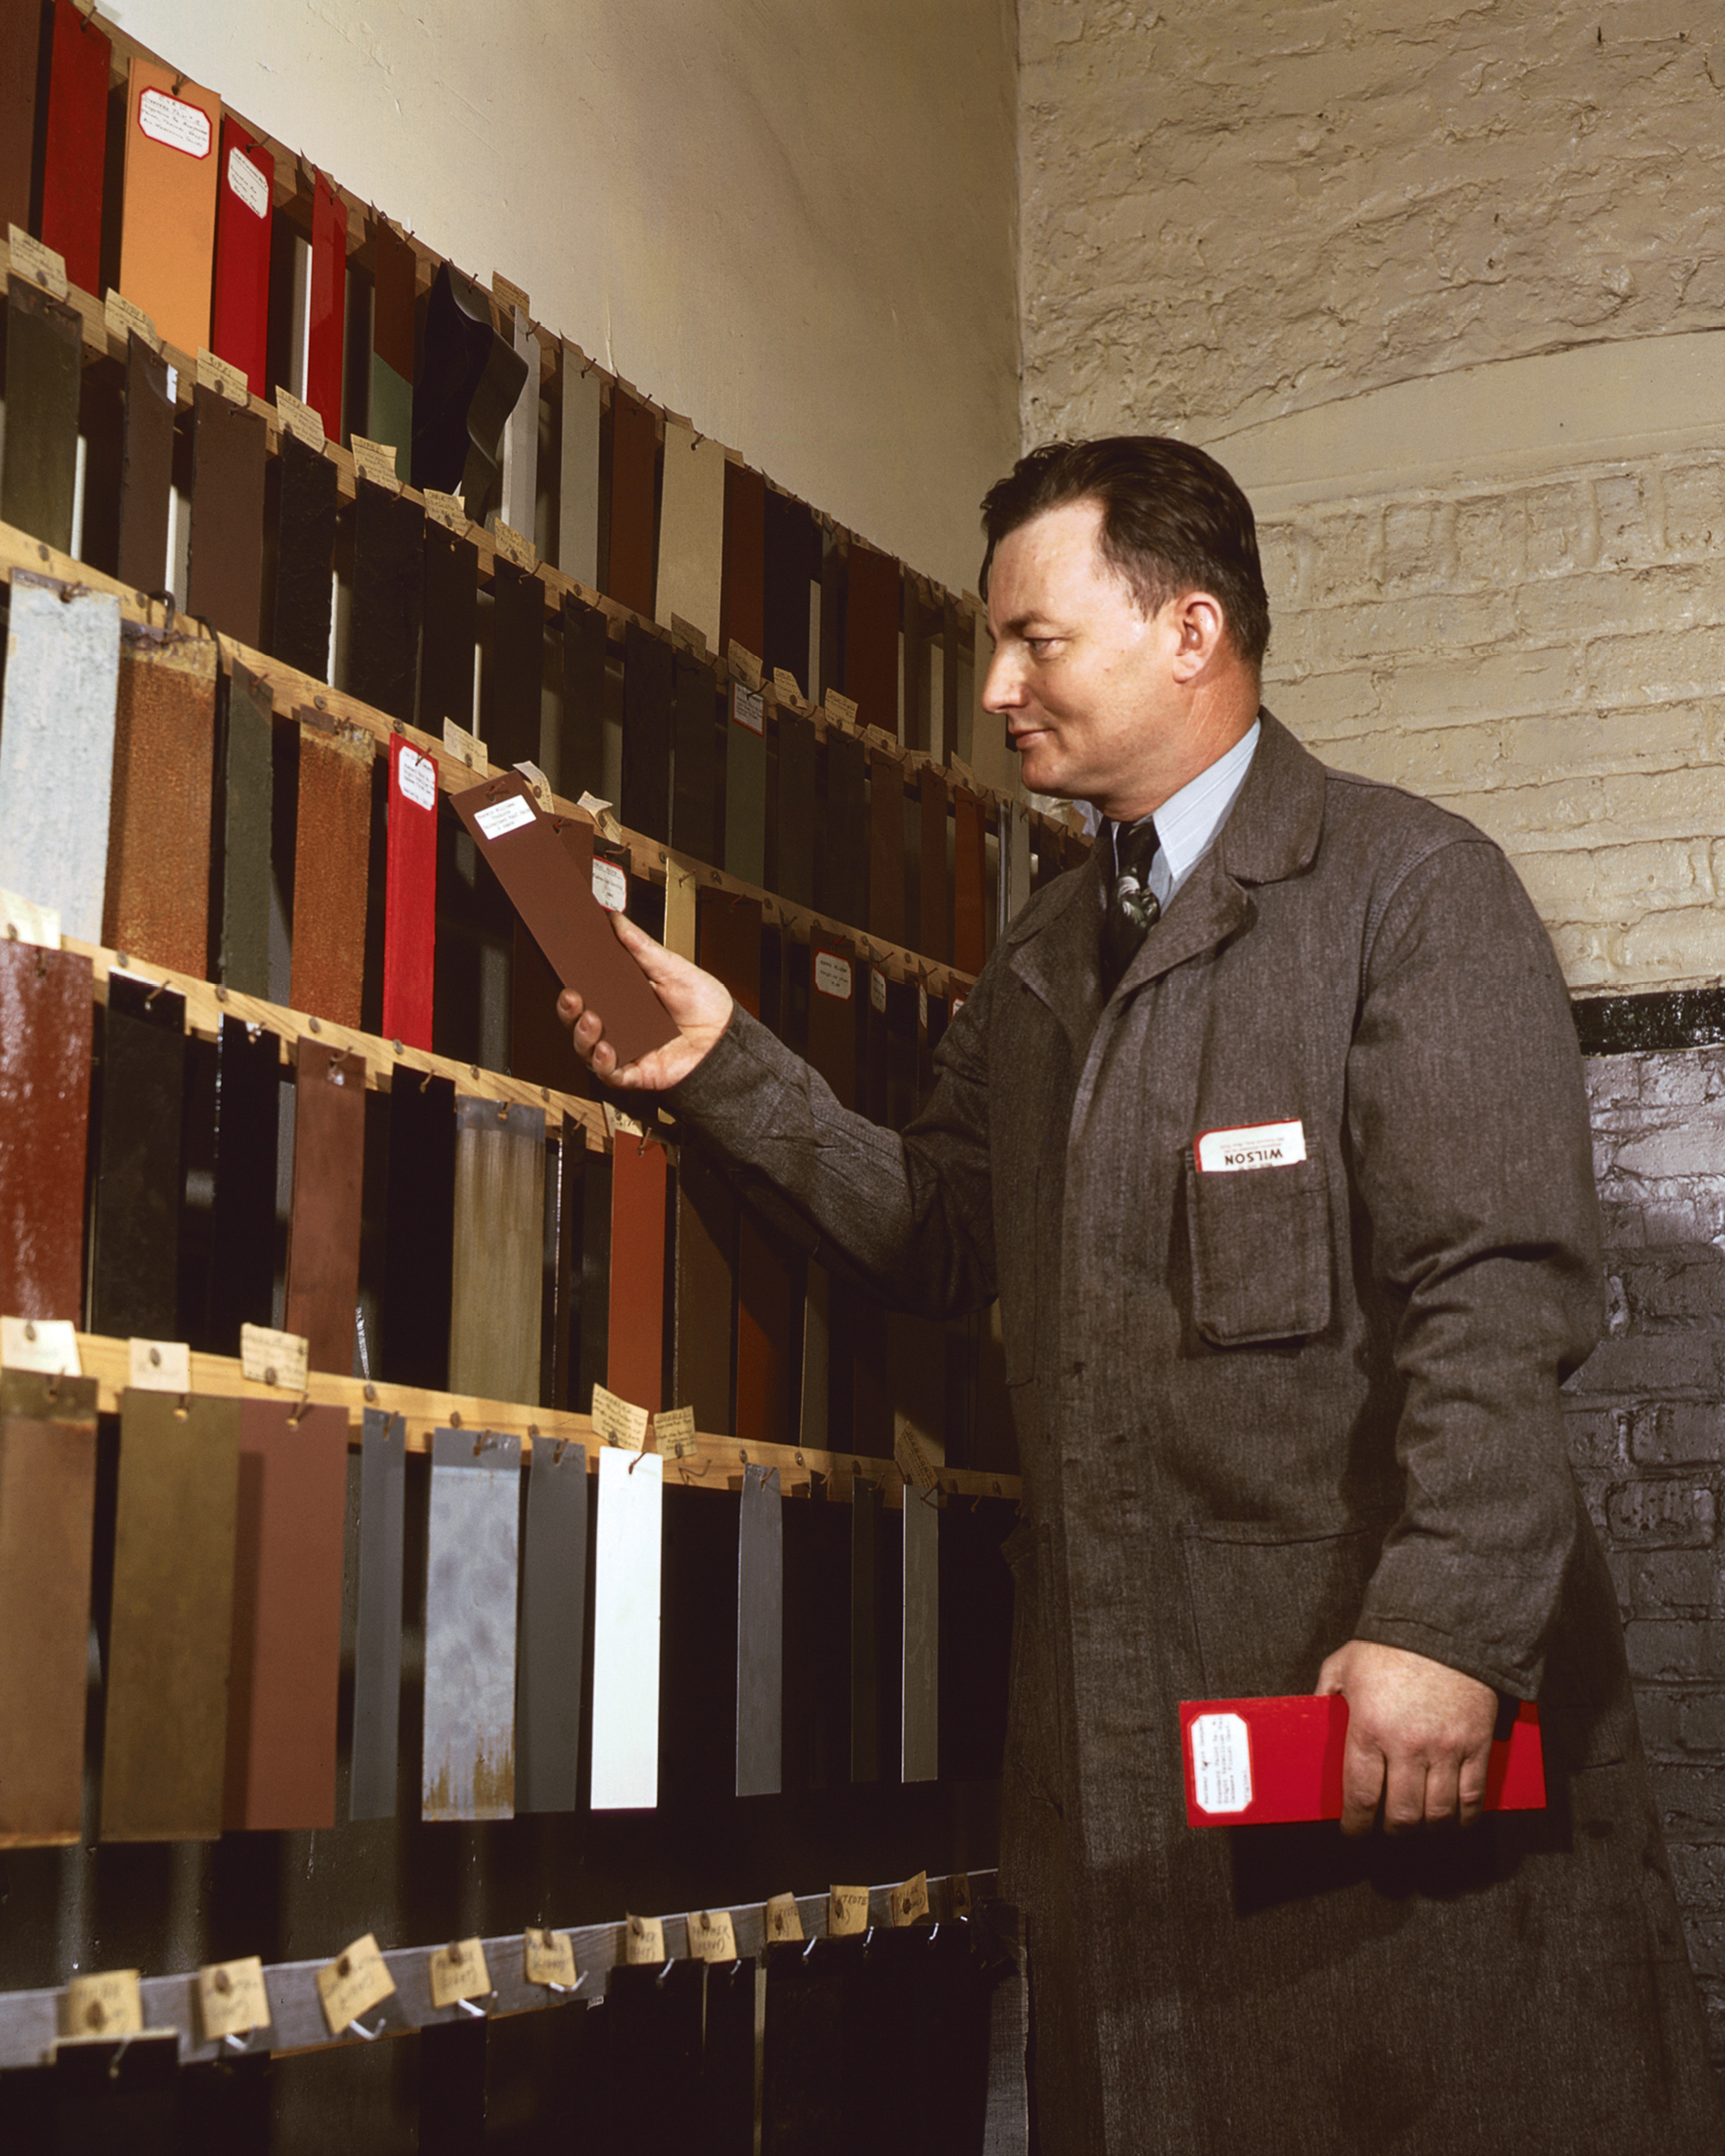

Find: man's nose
[982,645,1026,714]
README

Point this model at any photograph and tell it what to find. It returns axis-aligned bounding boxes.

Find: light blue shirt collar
[1106,718,1261,908]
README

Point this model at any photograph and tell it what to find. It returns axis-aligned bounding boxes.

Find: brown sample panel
[218,661,273,996]
[737,1212,799,1451]
[0,0,46,237]
[719,461,766,665]
[608,387,658,618]
[0,1371,98,1846]
[2,279,83,553]
[869,752,906,948]
[289,723,372,1030]
[104,633,217,977]
[608,1131,667,1413]
[674,1144,735,1438]
[348,474,424,724]
[449,1097,546,1407]
[953,786,987,977]
[186,384,267,648]
[116,60,221,361]
[919,766,949,965]
[223,1399,348,1832]
[844,542,901,741]
[101,1389,242,1843]
[284,1044,366,1376]
[0,943,93,1323]
[271,429,339,680]
[116,335,174,596]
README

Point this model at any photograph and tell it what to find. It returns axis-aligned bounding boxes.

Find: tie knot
[1113,817,1159,885]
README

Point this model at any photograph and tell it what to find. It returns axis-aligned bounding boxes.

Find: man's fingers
[1419,1757,1459,1829]
[1456,1745,1490,1827]
[1338,1732,1385,1839]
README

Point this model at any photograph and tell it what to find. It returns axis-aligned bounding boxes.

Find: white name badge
[1189,1711,1252,1814]
[1195,1119,1306,1174]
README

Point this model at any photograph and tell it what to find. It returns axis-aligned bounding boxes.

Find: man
[561,439,1720,2153]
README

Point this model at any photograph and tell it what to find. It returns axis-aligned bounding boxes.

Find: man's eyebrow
[996,612,1064,639]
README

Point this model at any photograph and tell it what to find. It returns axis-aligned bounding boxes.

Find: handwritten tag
[624,1915,666,1965]
[197,348,251,407]
[892,1871,930,1927]
[428,1937,492,2009]
[198,1956,270,2041]
[824,688,858,728]
[894,1416,938,1493]
[139,85,210,159]
[864,724,900,755]
[9,224,67,299]
[669,612,707,655]
[812,952,852,1002]
[63,1970,142,2039]
[274,384,324,449]
[0,887,60,948]
[442,718,488,772]
[591,1383,650,1451]
[104,289,160,353]
[512,759,552,810]
[771,667,804,704]
[764,1892,804,1945]
[128,1338,191,1394]
[524,1927,579,1990]
[829,1886,869,1937]
[398,745,438,812]
[576,791,622,843]
[316,1934,396,2035]
[239,1322,308,1393]
[351,434,399,489]
[869,965,887,1015]
[688,1909,737,1964]
[492,270,530,320]
[423,486,467,533]
[1,1317,81,1376]
[727,642,762,691]
[603,1102,646,1143]
[226,145,271,220]
[731,683,765,736]
[591,859,627,912]
[491,517,536,571]
[654,1405,697,1460]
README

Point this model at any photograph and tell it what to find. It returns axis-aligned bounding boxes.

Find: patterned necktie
[1101,816,1161,998]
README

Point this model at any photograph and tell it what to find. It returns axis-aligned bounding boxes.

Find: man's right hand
[557,911,733,1092]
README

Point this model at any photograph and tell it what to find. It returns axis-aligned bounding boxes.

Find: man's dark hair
[979,436,1271,668]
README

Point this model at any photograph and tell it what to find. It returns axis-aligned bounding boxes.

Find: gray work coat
[669,711,1720,2153]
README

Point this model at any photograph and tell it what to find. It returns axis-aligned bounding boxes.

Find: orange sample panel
[116,59,221,360]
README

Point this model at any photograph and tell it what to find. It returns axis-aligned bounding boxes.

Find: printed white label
[127,1338,191,1393]
[869,966,887,1013]
[1,1316,81,1377]
[475,795,536,842]
[1189,1711,1252,1814]
[813,952,852,1001]
[227,146,269,218]
[732,685,765,736]
[1195,1119,1307,1174]
[592,861,627,912]
[397,747,437,812]
[950,993,966,1017]
[139,86,211,160]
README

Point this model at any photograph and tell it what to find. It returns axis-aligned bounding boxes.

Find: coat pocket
[1184,1154,1332,1345]
[1182,1518,1381,1697]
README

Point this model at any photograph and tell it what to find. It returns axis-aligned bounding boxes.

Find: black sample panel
[89,972,186,1340]
[380,1066,456,1391]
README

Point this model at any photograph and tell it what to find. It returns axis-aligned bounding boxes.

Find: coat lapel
[1002,838,1106,1048]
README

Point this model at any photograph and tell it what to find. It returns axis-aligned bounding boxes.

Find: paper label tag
[226,146,270,218]
[475,794,536,842]
[892,1872,930,1927]
[950,1873,973,1918]
[139,85,212,159]
[869,966,887,1014]
[0,887,61,948]
[732,684,765,736]
[423,486,467,532]
[128,1338,191,1394]
[591,860,627,912]
[591,1383,650,1451]
[654,1405,697,1460]
[316,1934,396,2035]
[9,225,68,299]
[104,289,160,352]
[771,667,804,703]
[763,1892,804,1944]
[828,1886,869,1938]
[950,993,966,1017]
[1189,1710,1252,1814]
[894,1417,938,1493]
[197,348,250,406]
[727,642,762,690]
[576,791,622,843]
[492,270,530,319]
[429,1937,492,2009]
[512,759,552,809]
[63,1971,142,2039]
[864,724,899,755]
[669,611,707,655]
[1194,1119,1307,1174]
[240,1322,309,1392]
[442,718,487,771]
[1,1317,82,1376]
[813,952,852,1002]
[351,435,398,488]
[604,1103,645,1142]
[198,1957,270,2041]
[524,1928,579,1989]
[918,983,928,1031]
[275,385,324,449]
[688,1909,737,1964]
[492,517,536,570]
[624,1915,666,1965]
[398,746,438,812]
[824,689,858,728]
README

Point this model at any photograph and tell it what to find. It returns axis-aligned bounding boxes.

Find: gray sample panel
[515,1436,588,1814]
[422,1428,522,1821]
[349,1408,406,1821]
[736,1463,783,1797]
[902,1485,940,1783]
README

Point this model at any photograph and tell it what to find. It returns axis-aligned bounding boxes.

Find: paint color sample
[448,1096,545,1405]
[590,1445,662,1811]
[607,386,657,617]
[423,1429,522,1821]
[515,1435,588,1814]
[2,279,82,551]
[41,0,110,297]
[306,168,346,441]
[382,730,437,1049]
[350,1408,407,1821]
[116,58,221,360]
[558,346,601,587]
[656,421,724,651]
[289,724,372,1030]
[0,943,93,1324]
[210,121,273,397]
[608,1131,667,1414]
[283,1043,366,1375]
[103,631,217,977]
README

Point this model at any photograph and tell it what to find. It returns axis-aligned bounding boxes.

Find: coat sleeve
[661,969,1000,1322]
[1346,836,1605,1698]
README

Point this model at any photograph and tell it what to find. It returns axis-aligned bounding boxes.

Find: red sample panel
[210,121,273,398]
[607,387,658,618]
[41,0,110,297]
[223,1399,348,1830]
[382,732,438,1050]
[608,1131,668,1413]
[1179,1695,1546,1830]
[307,168,346,442]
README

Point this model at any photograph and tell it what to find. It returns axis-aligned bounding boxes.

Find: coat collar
[1000,708,1325,1034]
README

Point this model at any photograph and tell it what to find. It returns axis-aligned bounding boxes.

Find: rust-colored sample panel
[0,942,94,1324]
[283,1044,366,1376]
[289,721,373,1031]
[104,631,218,977]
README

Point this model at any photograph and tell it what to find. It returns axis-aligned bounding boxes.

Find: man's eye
[1026,636,1058,656]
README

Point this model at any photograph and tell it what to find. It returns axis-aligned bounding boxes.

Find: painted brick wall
[1258,451,1725,993]
[1570,1045,1725,2069]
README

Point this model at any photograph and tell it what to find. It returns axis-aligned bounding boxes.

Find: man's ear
[1170,592,1226,681]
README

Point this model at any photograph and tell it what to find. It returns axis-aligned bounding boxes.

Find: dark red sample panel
[41,0,110,297]
[607,386,657,618]
[284,1044,366,1376]
[845,542,901,741]
[0,943,94,1323]
[0,0,47,240]
[608,1131,667,1413]
[382,731,438,1051]
[210,120,273,398]
[307,168,346,442]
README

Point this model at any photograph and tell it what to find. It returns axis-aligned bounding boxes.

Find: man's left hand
[1315,1639,1497,1837]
